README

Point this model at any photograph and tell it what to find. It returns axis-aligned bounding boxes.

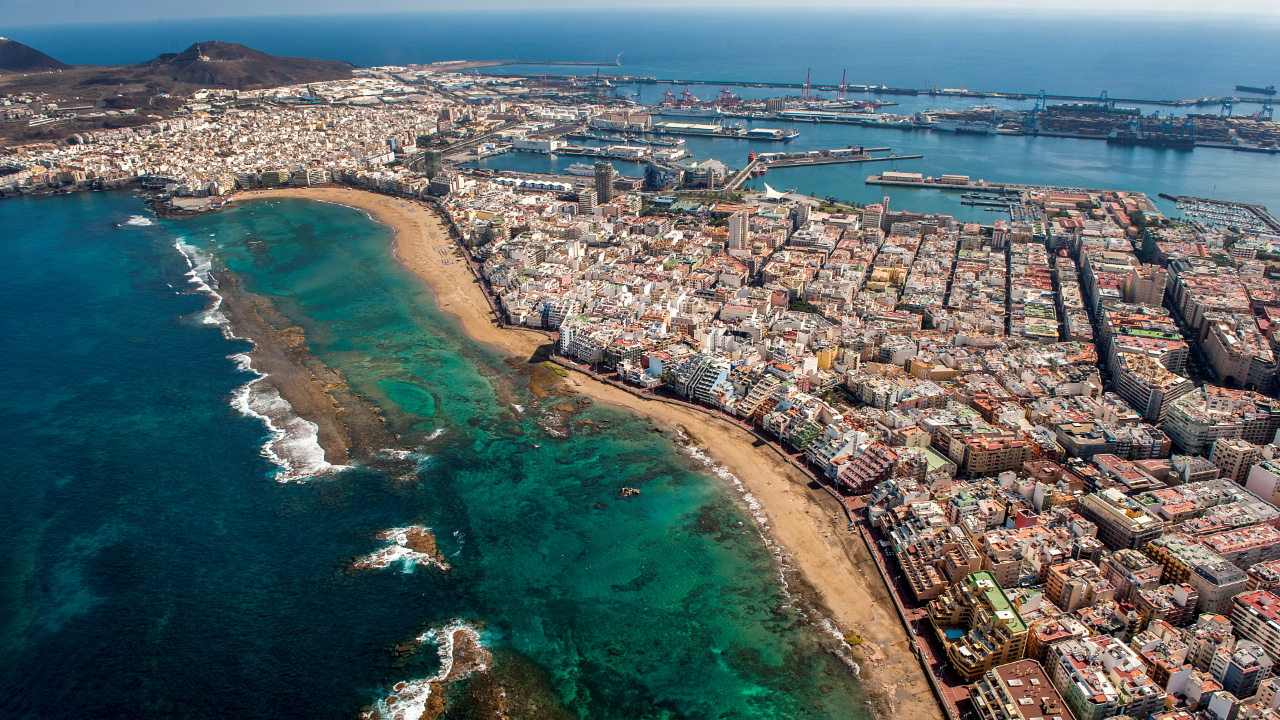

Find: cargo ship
[1106,128,1195,149]
[564,163,596,176]
[1236,84,1277,95]
[931,120,996,134]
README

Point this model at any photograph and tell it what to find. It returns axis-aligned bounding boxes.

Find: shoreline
[230,187,942,720]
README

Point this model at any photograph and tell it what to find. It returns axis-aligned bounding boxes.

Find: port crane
[802,68,813,102]
[1021,90,1047,133]
[1097,91,1114,111]
[837,70,848,102]
[1221,99,1234,117]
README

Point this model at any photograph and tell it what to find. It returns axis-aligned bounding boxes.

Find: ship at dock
[931,120,996,134]
[564,163,596,176]
[656,106,724,118]
[1236,84,1277,95]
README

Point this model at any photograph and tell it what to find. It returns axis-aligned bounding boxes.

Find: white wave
[174,240,344,483]
[123,214,154,226]
[174,239,227,328]
[353,526,449,573]
[677,433,861,678]
[362,622,488,720]
[229,371,341,483]
[425,428,446,441]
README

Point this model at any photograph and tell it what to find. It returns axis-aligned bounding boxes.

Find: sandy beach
[243,187,941,720]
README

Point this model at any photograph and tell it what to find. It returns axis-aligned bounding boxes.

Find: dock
[1158,193,1280,233]
[865,174,1012,192]
[766,153,922,168]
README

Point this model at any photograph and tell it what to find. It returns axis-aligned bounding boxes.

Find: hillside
[0,40,356,146]
[135,41,355,90]
[0,37,71,73]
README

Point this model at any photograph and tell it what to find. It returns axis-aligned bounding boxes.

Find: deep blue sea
[0,191,863,719]
[9,10,1280,100]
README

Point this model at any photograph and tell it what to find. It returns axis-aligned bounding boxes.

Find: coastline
[233,187,942,720]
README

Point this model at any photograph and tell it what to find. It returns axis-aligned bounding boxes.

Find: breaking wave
[175,240,342,483]
[123,214,154,226]
[361,621,490,720]
[353,526,449,573]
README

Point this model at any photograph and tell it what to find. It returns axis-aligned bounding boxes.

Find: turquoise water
[0,191,863,718]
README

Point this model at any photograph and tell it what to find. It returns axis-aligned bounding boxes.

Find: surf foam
[362,621,489,720]
[174,240,343,483]
[123,214,154,226]
[353,526,449,573]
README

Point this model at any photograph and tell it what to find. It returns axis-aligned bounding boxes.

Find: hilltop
[0,40,356,145]
[0,37,71,73]
[135,41,355,90]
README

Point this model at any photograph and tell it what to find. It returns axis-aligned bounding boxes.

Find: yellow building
[928,571,1028,681]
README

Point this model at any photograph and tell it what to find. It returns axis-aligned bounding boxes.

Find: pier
[864,174,1013,193]
[765,153,922,168]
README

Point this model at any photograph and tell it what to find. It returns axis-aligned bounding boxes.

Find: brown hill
[134,41,355,90]
[0,37,71,73]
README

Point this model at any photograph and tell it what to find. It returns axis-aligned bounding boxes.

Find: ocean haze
[6,10,1278,100]
[4,0,1279,26]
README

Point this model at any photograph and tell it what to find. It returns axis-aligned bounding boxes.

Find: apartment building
[928,571,1029,681]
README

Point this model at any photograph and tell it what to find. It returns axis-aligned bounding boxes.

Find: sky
[4,0,1279,27]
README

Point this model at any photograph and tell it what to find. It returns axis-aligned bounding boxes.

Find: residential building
[1077,488,1164,550]
[928,571,1029,681]
[971,659,1077,720]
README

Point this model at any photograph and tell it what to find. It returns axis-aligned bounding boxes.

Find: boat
[565,163,596,176]
[744,127,801,141]
[655,106,723,118]
[931,120,995,134]
[1236,84,1277,95]
[1106,128,1195,149]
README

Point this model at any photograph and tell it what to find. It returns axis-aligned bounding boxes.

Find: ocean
[0,190,863,719]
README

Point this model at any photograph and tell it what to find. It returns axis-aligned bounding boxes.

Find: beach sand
[244,187,942,720]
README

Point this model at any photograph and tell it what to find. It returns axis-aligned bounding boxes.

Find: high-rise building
[862,203,884,233]
[728,210,749,249]
[1232,590,1280,662]
[578,189,597,216]
[421,149,444,177]
[594,161,615,204]
[1211,437,1262,484]
[1125,264,1169,306]
[794,203,811,229]
[1209,640,1273,699]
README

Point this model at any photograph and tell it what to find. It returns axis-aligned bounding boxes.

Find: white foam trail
[174,240,343,483]
[353,526,449,573]
[677,432,861,678]
[123,214,154,226]
[362,622,488,720]
[174,239,228,328]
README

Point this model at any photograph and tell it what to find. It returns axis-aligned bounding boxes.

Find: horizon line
[7,4,1280,30]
